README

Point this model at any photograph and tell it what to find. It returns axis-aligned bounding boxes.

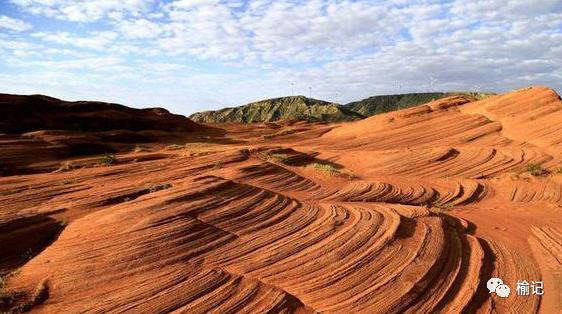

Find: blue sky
[0,0,561,115]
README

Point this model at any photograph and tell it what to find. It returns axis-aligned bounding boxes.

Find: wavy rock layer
[1,86,561,313]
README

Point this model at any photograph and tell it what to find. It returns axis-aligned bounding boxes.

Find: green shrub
[308,162,339,174]
[30,279,49,306]
[166,144,184,150]
[61,179,75,185]
[431,202,455,213]
[12,279,49,313]
[307,162,357,179]
[101,154,117,166]
[185,143,217,156]
[526,163,545,176]
[149,183,172,193]
[57,161,74,172]
[260,152,289,163]
[132,145,146,153]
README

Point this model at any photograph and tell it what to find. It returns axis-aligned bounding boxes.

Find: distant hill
[189,95,365,123]
[344,92,493,117]
[190,92,494,123]
[0,93,205,134]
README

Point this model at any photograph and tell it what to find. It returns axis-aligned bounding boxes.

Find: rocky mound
[0,93,220,175]
[189,95,365,123]
[344,92,492,117]
[0,94,203,133]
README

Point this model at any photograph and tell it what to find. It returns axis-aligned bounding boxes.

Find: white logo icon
[487,278,503,294]
[487,278,510,298]
[496,284,511,298]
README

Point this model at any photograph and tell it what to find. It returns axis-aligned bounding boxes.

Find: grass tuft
[61,179,75,185]
[308,162,339,174]
[260,152,289,164]
[166,144,184,150]
[0,276,49,313]
[13,279,49,313]
[526,163,546,176]
[101,154,117,166]
[430,202,455,213]
[185,142,218,156]
[307,162,357,179]
[149,183,172,193]
[0,274,18,311]
[30,279,49,307]
[132,145,146,153]
[56,161,74,172]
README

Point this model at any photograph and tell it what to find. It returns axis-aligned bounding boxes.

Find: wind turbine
[428,76,438,92]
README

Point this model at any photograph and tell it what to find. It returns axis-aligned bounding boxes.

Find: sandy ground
[1,86,562,313]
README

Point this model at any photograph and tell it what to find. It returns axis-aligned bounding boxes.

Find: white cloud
[116,19,165,39]
[3,0,562,114]
[0,15,32,31]
[10,0,154,22]
[32,31,118,50]
[167,0,220,10]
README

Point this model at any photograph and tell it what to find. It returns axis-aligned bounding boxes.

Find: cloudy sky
[0,0,561,115]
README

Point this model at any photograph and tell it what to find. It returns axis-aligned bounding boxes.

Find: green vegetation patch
[166,144,184,150]
[0,276,49,314]
[101,154,117,166]
[307,162,357,179]
[56,161,74,172]
[428,202,456,213]
[189,95,364,123]
[308,162,340,174]
[60,179,75,185]
[132,145,147,153]
[149,183,172,193]
[526,163,546,176]
[260,152,289,163]
[344,92,495,117]
[185,142,219,156]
